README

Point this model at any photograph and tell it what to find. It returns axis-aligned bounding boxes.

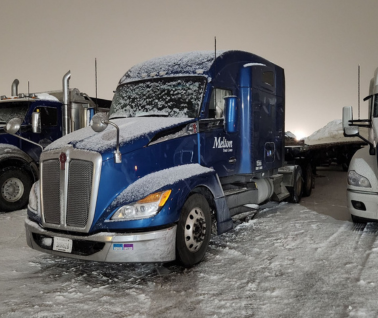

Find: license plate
[53,237,73,253]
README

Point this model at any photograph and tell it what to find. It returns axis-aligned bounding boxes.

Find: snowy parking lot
[1,167,378,318]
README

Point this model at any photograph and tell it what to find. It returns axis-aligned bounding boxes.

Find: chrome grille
[66,160,93,227]
[42,159,61,224]
[41,148,100,233]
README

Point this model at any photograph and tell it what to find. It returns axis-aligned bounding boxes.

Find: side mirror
[32,112,41,133]
[91,113,122,164]
[342,106,359,136]
[5,118,22,134]
[91,112,109,132]
[224,96,238,133]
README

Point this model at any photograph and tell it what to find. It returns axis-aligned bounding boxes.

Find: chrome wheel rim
[184,207,207,252]
[1,177,24,202]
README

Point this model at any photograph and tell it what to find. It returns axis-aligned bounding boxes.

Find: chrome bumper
[25,218,177,263]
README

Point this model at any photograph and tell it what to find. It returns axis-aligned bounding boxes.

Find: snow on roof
[35,93,59,102]
[305,119,368,146]
[119,51,225,84]
[45,117,192,152]
[112,164,214,205]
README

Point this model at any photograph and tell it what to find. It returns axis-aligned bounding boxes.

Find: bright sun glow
[293,131,307,140]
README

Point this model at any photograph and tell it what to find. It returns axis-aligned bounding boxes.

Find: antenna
[28,81,30,96]
[214,37,217,116]
[358,64,360,119]
[95,58,99,111]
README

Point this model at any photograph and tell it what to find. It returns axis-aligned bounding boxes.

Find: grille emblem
[59,153,67,170]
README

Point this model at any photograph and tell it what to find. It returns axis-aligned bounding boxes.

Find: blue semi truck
[24,51,305,266]
[0,72,110,212]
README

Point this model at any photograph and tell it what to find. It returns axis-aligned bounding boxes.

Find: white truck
[343,68,378,222]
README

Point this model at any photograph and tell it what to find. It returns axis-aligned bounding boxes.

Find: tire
[302,163,313,197]
[176,193,211,267]
[287,166,303,203]
[0,167,33,212]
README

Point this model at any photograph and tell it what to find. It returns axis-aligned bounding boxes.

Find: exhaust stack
[62,71,71,136]
[11,79,19,96]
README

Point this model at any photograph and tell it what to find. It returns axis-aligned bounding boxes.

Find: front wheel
[176,193,211,267]
[0,167,33,212]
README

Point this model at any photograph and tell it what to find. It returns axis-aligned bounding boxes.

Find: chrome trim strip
[347,189,378,195]
[40,146,102,233]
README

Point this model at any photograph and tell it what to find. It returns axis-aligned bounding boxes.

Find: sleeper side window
[262,71,275,87]
[208,88,231,118]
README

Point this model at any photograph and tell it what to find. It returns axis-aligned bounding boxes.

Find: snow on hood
[119,51,225,84]
[305,119,368,146]
[35,93,59,102]
[45,117,192,153]
[112,164,214,205]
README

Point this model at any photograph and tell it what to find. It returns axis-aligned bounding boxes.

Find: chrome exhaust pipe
[11,79,19,96]
[62,71,71,136]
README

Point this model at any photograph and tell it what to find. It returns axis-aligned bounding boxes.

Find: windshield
[0,101,30,125]
[110,77,206,119]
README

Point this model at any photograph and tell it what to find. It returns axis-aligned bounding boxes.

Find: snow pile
[285,131,296,139]
[305,119,368,145]
[112,164,214,205]
[35,93,59,102]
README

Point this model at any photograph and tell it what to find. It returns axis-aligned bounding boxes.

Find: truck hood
[45,117,194,157]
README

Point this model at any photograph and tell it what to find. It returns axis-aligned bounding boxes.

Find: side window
[35,107,58,127]
[262,71,275,87]
[208,88,231,118]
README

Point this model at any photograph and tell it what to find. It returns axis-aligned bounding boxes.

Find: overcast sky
[1,0,377,137]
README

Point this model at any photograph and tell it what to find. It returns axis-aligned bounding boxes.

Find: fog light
[41,237,53,248]
[351,200,366,211]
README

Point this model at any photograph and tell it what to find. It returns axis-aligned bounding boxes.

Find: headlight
[28,181,39,214]
[348,170,371,188]
[111,190,171,221]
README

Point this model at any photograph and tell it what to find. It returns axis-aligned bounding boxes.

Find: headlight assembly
[28,181,39,214]
[347,170,371,188]
[111,190,171,221]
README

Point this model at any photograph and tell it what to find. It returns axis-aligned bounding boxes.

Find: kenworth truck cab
[0,72,110,211]
[343,67,378,223]
[25,51,305,266]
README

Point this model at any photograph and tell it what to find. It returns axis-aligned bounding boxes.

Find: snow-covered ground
[1,168,377,318]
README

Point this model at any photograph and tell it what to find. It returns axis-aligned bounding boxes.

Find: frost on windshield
[0,102,29,124]
[110,77,205,119]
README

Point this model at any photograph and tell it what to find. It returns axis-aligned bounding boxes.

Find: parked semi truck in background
[24,50,308,266]
[0,72,110,211]
[343,67,378,223]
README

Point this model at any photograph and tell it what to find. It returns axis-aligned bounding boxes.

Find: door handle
[229,157,237,164]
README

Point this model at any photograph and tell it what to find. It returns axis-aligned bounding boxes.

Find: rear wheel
[302,163,313,197]
[176,194,211,267]
[0,167,32,212]
[287,166,303,203]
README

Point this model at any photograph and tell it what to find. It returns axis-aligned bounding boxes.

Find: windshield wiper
[135,112,169,117]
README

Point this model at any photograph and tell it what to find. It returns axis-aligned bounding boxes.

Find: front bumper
[25,218,177,263]
[347,189,378,220]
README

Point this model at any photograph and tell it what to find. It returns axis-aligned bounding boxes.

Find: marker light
[111,190,172,221]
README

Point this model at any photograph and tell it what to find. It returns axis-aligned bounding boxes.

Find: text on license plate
[53,237,73,253]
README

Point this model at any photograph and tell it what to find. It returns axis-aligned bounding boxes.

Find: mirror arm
[105,120,122,163]
[345,132,375,155]
[8,133,44,151]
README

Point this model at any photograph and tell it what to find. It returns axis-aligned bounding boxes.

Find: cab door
[199,88,238,177]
